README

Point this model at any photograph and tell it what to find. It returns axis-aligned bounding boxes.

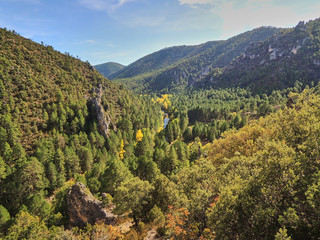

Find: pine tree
[99,156,133,195]
[180,112,189,132]
[54,149,66,188]
[0,205,10,230]
[114,177,154,225]
[135,134,151,157]
[46,162,57,191]
[79,146,93,172]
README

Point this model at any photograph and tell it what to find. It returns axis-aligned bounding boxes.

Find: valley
[1,17,320,240]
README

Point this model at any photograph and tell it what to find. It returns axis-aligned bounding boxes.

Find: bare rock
[313,59,320,66]
[67,183,116,228]
[144,228,161,240]
[101,192,108,199]
[270,49,277,60]
[91,85,116,138]
[92,97,111,138]
[291,45,301,54]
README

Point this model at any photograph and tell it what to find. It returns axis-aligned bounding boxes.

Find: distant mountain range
[94,62,125,78]
[97,18,320,94]
[100,26,281,92]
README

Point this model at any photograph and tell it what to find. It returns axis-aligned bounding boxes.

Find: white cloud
[119,15,166,27]
[178,0,320,39]
[79,0,167,29]
[118,0,134,7]
[84,39,98,44]
[75,40,116,48]
[78,0,136,13]
[214,0,320,39]
[179,0,214,5]
[78,0,112,12]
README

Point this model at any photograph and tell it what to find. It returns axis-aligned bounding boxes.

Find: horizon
[1,0,320,66]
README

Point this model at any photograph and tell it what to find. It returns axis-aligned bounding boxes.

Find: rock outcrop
[67,183,116,228]
[91,85,114,138]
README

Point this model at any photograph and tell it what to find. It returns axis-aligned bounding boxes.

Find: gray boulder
[67,183,116,228]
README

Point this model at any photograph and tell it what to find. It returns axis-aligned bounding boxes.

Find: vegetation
[110,45,199,80]
[111,26,280,93]
[2,18,320,240]
[108,19,320,96]
[203,18,320,93]
[94,62,125,78]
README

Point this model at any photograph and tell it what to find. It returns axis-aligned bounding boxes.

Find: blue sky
[1,0,320,65]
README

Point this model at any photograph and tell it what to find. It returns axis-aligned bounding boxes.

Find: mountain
[94,62,125,78]
[0,27,162,235]
[109,44,214,79]
[4,21,320,240]
[202,18,320,93]
[0,28,134,151]
[110,26,281,92]
[112,18,320,94]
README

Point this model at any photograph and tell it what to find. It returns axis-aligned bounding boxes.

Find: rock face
[67,183,116,228]
[91,85,115,138]
[203,19,320,93]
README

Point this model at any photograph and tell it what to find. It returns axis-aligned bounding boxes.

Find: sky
[1,0,320,66]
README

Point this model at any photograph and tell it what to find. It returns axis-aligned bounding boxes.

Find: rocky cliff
[91,84,116,138]
[109,27,280,92]
[67,183,116,228]
[204,18,320,93]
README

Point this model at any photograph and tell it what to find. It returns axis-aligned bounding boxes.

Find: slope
[0,26,163,224]
[94,62,125,78]
[110,26,280,92]
[109,44,201,79]
[0,27,148,151]
[203,18,320,93]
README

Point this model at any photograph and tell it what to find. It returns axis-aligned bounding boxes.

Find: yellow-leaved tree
[136,129,143,142]
[119,139,125,160]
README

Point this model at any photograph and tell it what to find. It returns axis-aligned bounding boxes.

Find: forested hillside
[203,18,320,93]
[109,45,200,79]
[2,18,320,240]
[94,62,125,78]
[0,28,139,151]
[0,27,161,238]
[110,27,280,92]
[106,18,320,95]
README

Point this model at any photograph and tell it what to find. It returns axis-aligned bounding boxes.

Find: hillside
[94,62,125,78]
[109,43,217,79]
[0,28,134,151]
[109,18,320,94]
[203,18,320,93]
[3,23,320,240]
[110,26,280,92]
[0,27,162,235]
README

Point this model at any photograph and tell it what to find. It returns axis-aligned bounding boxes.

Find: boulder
[67,183,116,228]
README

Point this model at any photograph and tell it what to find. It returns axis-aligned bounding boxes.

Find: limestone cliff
[204,19,320,93]
[67,183,116,228]
[91,84,115,138]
